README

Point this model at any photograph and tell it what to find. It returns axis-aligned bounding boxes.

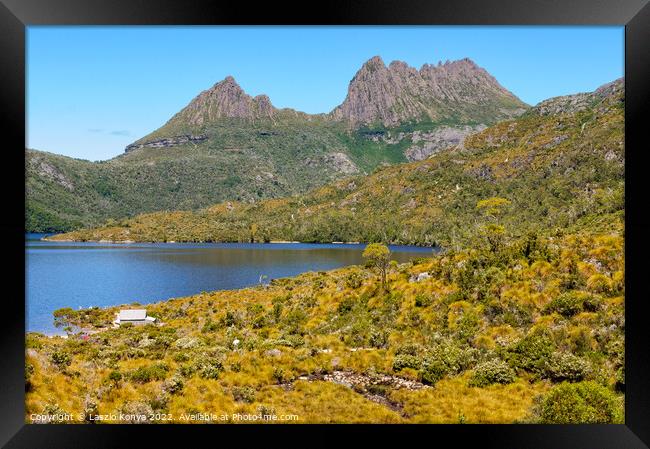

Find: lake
[26,233,437,334]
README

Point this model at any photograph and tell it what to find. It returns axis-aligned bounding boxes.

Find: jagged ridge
[331,56,527,127]
[131,56,528,149]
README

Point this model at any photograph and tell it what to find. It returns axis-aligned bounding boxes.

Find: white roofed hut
[113,309,156,327]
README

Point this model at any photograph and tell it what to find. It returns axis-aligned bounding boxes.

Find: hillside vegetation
[26,224,624,423]
[51,79,623,248]
[27,57,526,233]
[26,119,362,232]
[27,80,625,424]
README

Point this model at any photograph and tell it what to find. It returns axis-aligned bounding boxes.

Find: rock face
[166,76,277,126]
[124,134,208,153]
[323,152,359,174]
[404,125,487,161]
[304,152,359,175]
[358,123,486,162]
[331,56,527,127]
[27,155,74,191]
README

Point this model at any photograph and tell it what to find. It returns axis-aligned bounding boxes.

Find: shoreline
[24,246,437,336]
[38,235,437,249]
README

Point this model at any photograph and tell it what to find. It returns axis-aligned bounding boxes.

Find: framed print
[1,0,649,447]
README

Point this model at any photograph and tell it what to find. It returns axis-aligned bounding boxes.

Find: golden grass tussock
[26,226,624,424]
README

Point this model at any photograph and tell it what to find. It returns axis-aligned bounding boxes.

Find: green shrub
[163,374,184,394]
[173,336,201,349]
[469,359,517,387]
[198,359,224,380]
[582,294,602,312]
[485,300,533,327]
[395,344,423,356]
[615,367,625,392]
[444,290,466,304]
[393,354,422,372]
[25,363,34,391]
[50,350,72,368]
[542,352,592,382]
[129,363,169,383]
[201,319,219,333]
[232,386,256,403]
[258,405,277,420]
[173,352,190,363]
[536,381,622,423]
[505,332,555,375]
[369,329,389,348]
[120,401,153,419]
[454,311,480,342]
[337,297,356,314]
[26,334,44,350]
[179,363,196,378]
[414,294,432,307]
[543,292,588,317]
[41,403,69,423]
[221,311,242,328]
[283,308,308,334]
[230,361,242,372]
[518,231,551,263]
[419,340,477,385]
[251,315,268,329]
[271,302,283,322]
[272,367,288,384]
[107,369,122,382]
[83,399,98,423]
[569,327,594,355]
[420,358,447,385]
[285,334,305,347]
[345,272,363,289]
[343,319,371,347]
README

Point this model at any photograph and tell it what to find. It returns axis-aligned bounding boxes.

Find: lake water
[26,233,436,334]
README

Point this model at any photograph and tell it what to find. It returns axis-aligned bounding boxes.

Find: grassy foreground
[26,220,624,423]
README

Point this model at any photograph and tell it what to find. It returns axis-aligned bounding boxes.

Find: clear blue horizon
[27,26,624,161]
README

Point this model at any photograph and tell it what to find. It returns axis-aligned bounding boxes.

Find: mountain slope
[27,57,528,232]
[51,79,624,247]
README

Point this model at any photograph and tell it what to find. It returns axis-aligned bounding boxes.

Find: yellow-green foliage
[26,227,624,424]
[50,86,624,248]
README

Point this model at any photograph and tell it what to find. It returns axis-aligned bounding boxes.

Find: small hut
[113,309,156,327]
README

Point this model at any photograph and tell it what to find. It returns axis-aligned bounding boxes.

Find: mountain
[331,56,526,127]
[51,78,624,247]
[27,56,528,232]
[125,76,313,149]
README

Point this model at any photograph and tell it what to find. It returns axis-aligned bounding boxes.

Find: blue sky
[27,26,623,161]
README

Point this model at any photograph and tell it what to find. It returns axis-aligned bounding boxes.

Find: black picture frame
[2,0,649,447]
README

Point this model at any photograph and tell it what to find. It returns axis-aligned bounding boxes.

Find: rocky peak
[166,76,277,127]
[331,56,527,127]
[253,94,274,116]
[364,55,386,69]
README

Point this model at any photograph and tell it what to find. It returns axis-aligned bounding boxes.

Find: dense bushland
[27,222,624,423]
